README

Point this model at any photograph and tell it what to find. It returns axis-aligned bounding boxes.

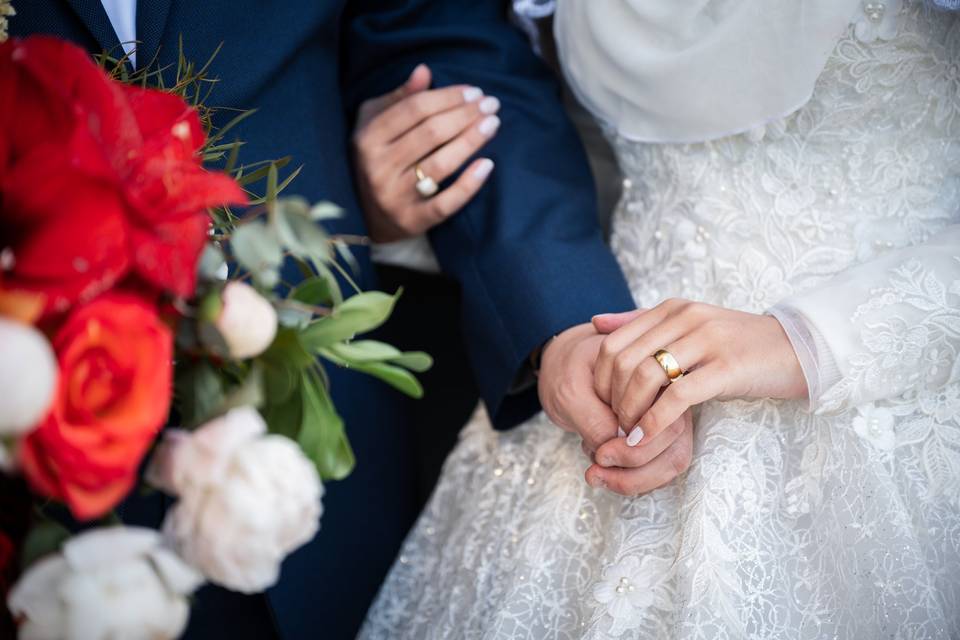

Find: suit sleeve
[341,1,635,429]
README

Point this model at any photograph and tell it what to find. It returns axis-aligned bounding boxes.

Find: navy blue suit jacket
[11,1,634,637]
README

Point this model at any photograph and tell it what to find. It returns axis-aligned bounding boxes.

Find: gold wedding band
[414,164,438,198]
[653,349,684,383]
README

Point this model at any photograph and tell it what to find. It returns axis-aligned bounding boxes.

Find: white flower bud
[214,281,278,359]
[0,317,58,436]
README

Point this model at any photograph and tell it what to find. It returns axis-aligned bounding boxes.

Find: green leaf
[387,351,434,373]
[291,275,336,307]
[235,156,292,187]
[326,340,402,363]
[198,244,227,282]
[299,370,355,480]
[219,363,265,411]
[262,384,303,440]
[300,290,399,349]
[351,361,424,398]
[260,327,315,372]
[231,222,282,289]
[21,521,70,569]
[273,197,332,268]
[175,361,224,427]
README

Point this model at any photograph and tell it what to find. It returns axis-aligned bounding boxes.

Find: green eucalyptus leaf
[260,327,315,372]
[273,198,332,268]
[21,521,70,569]
[198,244,227,282]
[299,371,355,480]
[300,290,399,350]
[231,222,282,289]
[387,351,434,373]
[291,275,335,307]
[351,361,424,398]
[326,340,402,363]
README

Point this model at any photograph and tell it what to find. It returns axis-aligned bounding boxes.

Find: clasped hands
[538,299,808,496]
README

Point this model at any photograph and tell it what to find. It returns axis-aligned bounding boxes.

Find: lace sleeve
[769,224,960,415]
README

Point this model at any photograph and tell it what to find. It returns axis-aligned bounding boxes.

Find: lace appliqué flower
[854,0,903,43]
[852,404,897,450]
[592,555,673,635]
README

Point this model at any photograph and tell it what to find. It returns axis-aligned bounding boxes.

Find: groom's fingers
[592,309,645,334]
[585,411,693,497]
[593,410,684,469]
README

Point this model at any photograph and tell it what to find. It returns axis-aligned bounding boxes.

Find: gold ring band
[653,349,684,383]
[414,164,438,198]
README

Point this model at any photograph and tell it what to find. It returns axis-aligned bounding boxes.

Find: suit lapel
[136,0,174,67]
[63,0,124,58]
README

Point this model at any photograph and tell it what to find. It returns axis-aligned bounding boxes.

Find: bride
[359,1,960,637]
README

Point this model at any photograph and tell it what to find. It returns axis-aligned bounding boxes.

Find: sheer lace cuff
[767,304,842,412]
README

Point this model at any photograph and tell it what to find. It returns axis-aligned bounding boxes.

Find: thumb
[592,309,645,334]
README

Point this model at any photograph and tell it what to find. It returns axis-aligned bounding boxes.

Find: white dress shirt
[100,0,137,66]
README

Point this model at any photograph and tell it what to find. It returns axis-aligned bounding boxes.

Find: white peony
[0,317,58,437]
[214,281,278,359]
[7,527,203,640]
[147,407,323,593]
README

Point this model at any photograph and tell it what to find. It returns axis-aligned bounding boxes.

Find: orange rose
[20,294,173,520]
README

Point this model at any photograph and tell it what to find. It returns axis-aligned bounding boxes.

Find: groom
[12,0,649,637]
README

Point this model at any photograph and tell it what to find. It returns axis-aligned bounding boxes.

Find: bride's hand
[592,299,808,446]
[352,64,500,243]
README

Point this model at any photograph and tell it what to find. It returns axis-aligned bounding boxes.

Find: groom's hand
[537,323,621,452]
[538,321,694,497]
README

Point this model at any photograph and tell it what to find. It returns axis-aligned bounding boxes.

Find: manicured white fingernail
[588,475,606,490]
[479,96,500,114]
[626,426,645,447]
[472,158,494,180]
[478,115,500,136]
[617,426,627,437]
[463,86,483,102]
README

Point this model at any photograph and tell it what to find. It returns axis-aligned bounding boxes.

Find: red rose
[20,293,173,520]
[0,37,246,314]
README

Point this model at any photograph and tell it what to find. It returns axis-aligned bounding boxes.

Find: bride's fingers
[604,315,690,408]
[636,367,722,445]
[585,412,693,497]
[593,413,684,469]
[613,336,702,430]
[407,158,495,231]
[389,96,499,172]
[593,299,685,402]
[359,84,482,148]
[414,108,500,184]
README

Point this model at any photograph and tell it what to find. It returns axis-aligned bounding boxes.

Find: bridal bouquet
[0,34,429,639]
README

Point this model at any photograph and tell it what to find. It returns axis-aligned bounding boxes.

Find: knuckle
[668,441,693,476]
[423,120,444,142]
[613,353,634,382]
[407,98,428,120]
[598,336,619,363]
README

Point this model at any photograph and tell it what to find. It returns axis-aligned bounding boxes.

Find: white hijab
[554,0,862,143]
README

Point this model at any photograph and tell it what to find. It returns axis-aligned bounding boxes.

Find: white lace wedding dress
[361,2,960,638]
